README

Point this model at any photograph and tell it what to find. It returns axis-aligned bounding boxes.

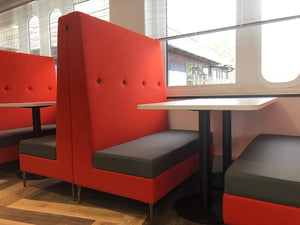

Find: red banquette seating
[0,50,56,164]
[57,12,200,221]
[224,134,300,225]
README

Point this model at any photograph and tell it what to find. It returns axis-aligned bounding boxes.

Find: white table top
[0,101,56,108]
[138,97,277,111]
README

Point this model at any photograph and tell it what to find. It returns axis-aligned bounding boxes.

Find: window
[145,0,300,96]
[0,0,110,57]
[146,0,237,87]
[28,16,41,55]
[261,0,300,83]
[49,9,61,57]
[168,31,236,86]
[74,0,109,21]
[0,25,19,52]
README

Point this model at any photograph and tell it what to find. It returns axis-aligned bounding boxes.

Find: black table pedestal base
[174,193,222,224]
[211,172,224,190]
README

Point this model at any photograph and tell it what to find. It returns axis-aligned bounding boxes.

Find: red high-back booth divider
[58,12,199,204]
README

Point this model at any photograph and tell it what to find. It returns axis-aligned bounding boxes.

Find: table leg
[199,110,212,212]
[222,111,232,173]
[174,110,221,224]
[32,107,41,137]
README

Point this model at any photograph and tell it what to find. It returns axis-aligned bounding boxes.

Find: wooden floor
[0,158,224,225]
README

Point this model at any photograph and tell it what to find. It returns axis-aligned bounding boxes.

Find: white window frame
[162,1,300,97]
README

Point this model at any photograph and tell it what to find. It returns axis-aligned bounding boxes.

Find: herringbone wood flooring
[0,158,224,225]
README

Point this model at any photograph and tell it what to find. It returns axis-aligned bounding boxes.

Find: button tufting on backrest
[28,86,33,90]
[48,86,52,90]
[96,78,102,84]
[122,80,127,85]
[157,81,161,86]
[4,86,9,91]
[142,81,146,86]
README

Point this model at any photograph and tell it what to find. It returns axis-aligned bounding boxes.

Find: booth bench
[0,50,56,164]
[224,134,300,225]
[20,12,200,223]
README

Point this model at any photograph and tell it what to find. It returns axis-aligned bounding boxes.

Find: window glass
[28,16,40,55]
[167,0,236,86]
[74,0,109,21]
[49,9,61,57]
[261,0,300,83]
[0,25,19,51]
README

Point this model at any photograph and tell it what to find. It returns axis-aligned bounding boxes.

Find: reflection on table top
[138,97,277,111]
[0,101,56,108]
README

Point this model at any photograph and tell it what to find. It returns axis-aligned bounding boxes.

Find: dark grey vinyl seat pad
[225,134,300,208]
[19,135,56,160]
[0,124,56,148]
[93,130,199,179]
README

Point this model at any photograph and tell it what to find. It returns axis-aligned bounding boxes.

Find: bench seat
[93,130,199,178]
[0,124,56,148]
[225,134,300,208]
[19,135,56,160]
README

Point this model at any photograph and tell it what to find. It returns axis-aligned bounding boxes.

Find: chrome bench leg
[149,203,154,224]
[77,185,81,203]
[71,183,75,201]
[22,171,26,187]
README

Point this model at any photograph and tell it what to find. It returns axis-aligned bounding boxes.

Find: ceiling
[0,0,34,13]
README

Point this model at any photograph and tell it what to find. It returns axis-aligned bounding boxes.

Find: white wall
[110,0,145,35]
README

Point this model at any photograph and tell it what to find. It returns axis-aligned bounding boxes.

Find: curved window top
[49,9,61,56]
[261,1,300,83]
[28,16,40,55]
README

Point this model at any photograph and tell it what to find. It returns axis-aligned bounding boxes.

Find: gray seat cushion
[93,130,199,179]
[0,124,56,148]
[225,134,300,208]
[19,135,56,160]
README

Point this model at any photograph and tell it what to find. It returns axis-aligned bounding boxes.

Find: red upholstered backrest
[0,50,56,130]
[58,12,168,160]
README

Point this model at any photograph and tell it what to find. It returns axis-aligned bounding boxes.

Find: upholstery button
[4,86,9,91]
[28,86,33,90]
[96,78,101,84]
[122,80,127,85]
[142,81,146,86]
[48,86,52,90]
[157,82,161,86]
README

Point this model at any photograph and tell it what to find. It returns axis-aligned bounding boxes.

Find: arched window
[28,16,40,55]
[261,0,300,83]
[49,9,61,56]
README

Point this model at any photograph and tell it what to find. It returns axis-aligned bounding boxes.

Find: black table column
[199,110,211,213]
[222,111,232,173]
[32,107,42,137]
[174,110,220,224]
